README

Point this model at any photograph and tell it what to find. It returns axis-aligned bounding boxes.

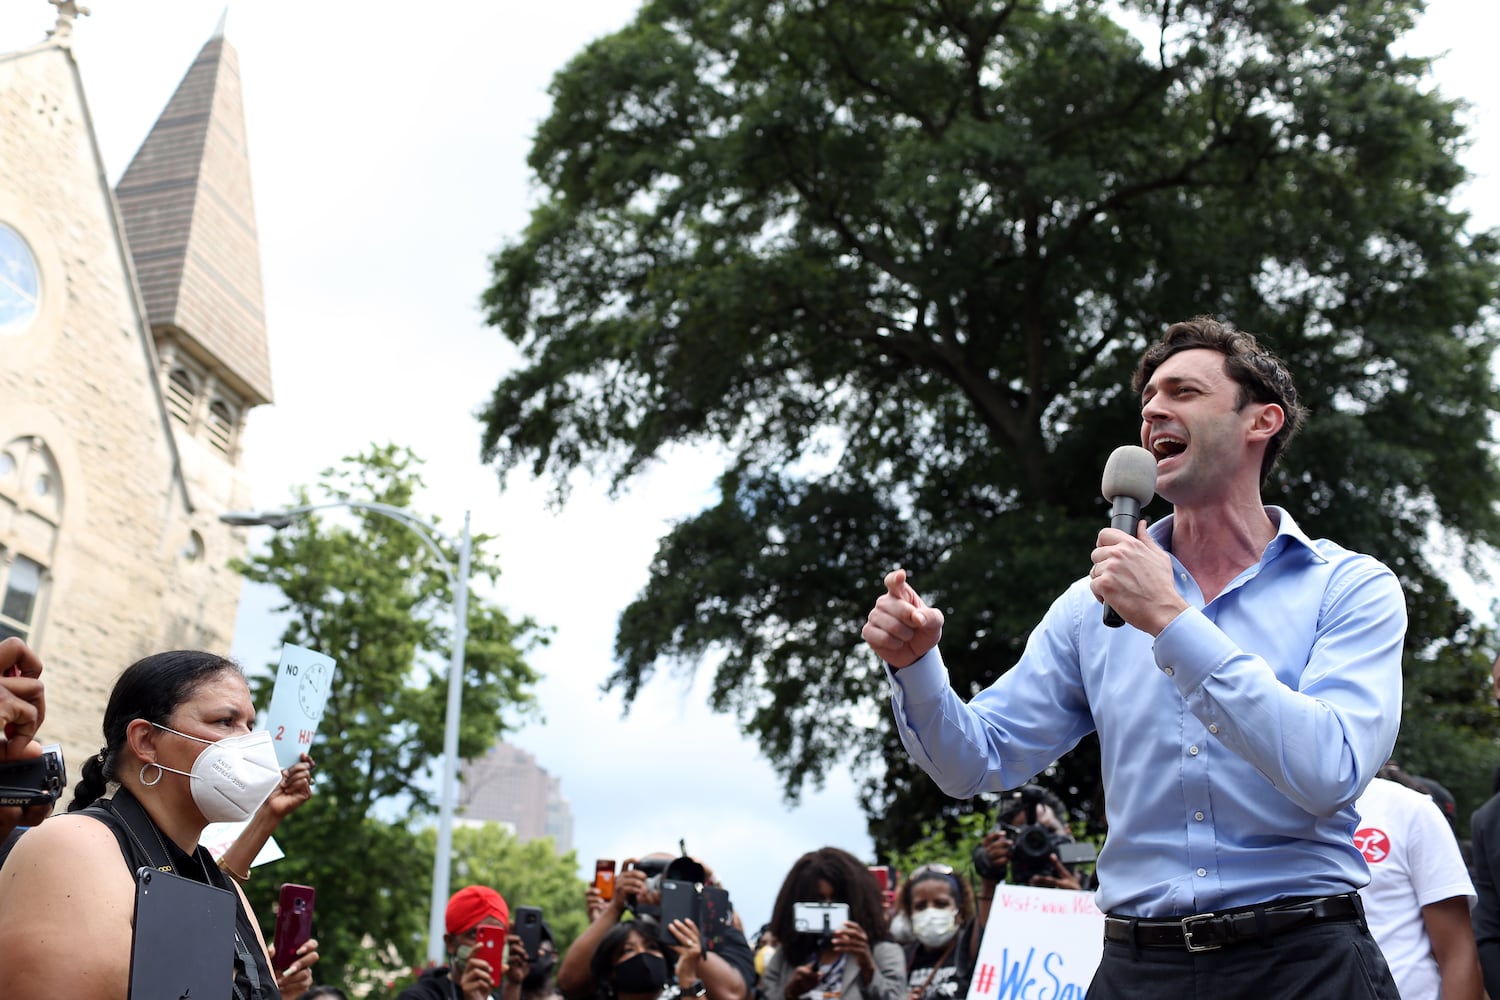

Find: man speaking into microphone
[863,317,1407,998]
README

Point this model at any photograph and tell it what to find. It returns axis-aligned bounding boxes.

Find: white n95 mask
[152,725,282,823]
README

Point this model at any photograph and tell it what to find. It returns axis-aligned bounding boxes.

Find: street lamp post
[221,501,472,965]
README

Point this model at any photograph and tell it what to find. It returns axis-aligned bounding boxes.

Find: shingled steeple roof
[115,21,273,406]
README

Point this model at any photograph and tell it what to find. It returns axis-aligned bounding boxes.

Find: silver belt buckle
[1180,912,1222,952]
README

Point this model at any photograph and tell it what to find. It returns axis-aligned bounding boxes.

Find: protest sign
[201,820,285,868]
[966,884,1104,1000]
[263,643,335,769]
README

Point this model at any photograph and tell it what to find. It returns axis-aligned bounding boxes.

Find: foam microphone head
[1101,445,1157,507]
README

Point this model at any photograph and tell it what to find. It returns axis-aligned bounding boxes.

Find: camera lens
[1015,825,1053,859]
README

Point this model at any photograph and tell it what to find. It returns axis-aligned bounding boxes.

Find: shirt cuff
[1152,606,1236,691]
[886,647,948,704]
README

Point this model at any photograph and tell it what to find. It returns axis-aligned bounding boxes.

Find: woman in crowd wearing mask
[587,915,742,1000]
[895,865,979,1000]
[0,650,312,999]
[761,846,905,1000]
[589,919,674,1000]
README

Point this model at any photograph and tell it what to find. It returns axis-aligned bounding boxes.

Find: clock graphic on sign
[298,661,330,722]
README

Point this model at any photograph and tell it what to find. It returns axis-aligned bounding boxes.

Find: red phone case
[272,883,316,972]
[473,923,507,971]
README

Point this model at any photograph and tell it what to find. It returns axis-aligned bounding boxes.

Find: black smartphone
[658,878,699,943]
[700,885,732,950]
[515,904,544,960]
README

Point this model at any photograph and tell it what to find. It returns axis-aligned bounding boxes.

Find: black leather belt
[1103,893,1362,952]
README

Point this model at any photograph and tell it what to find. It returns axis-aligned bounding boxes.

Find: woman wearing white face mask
[896,865,979,1000]
[0,650,288,999]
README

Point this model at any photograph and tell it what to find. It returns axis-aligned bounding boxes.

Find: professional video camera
[972,783,1096,885]
[628,842,735,950]
[0,744,66,809]
[624,842,708,910]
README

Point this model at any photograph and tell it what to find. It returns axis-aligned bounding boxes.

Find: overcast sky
[7,0,1499,934]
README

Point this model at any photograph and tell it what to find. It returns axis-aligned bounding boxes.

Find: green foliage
[886,811,993,895]
[482,0,1500,853]
[443,824,592,953]
[234,445,544,985]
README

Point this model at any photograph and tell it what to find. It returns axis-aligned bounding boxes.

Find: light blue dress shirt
[888,507,1406,917]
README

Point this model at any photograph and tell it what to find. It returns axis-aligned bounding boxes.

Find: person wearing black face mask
[521,921,562,1000]
[560,852,754,1000]
[589,921,673,1000]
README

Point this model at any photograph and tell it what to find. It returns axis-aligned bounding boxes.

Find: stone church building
[0,8,272,775]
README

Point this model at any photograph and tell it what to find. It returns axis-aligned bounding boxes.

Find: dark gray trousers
[1086,918,1400,999]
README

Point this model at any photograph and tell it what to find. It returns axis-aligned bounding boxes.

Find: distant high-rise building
[459,741,574,855]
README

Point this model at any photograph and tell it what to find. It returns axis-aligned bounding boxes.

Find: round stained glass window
[0,223,41,335]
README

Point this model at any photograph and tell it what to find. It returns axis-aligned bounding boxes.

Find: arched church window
[0,437,62,647]
[0,554,43,643]
[0,223,41,336]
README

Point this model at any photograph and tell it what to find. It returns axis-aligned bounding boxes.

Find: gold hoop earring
[140,762,164,786]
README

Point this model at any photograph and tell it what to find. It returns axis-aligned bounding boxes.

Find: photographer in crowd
[972,785,1096,894]
[560,851,755,1000]
[761,846,904,1000]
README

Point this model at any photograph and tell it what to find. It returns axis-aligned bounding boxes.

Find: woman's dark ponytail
[66,748,112,812]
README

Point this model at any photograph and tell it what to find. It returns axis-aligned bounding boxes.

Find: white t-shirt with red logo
[1354,776,1475,999]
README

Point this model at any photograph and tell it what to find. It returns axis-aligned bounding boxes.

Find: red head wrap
[446,885,510,936]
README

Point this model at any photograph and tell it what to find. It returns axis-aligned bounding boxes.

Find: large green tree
[234,445,543,986]
[481,0,1500,854]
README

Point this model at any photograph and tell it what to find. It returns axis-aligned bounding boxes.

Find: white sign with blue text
[263,643,336,769]
[966,885,1104,1000]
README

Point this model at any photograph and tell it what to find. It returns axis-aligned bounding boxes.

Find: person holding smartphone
[559,851,755,1000]
[761,847,904,1000]
[398,884,529,1000]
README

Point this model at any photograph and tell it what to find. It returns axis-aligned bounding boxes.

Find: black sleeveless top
[82,788,281,1000]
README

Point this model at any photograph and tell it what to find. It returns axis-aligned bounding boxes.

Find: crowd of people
[7,316,1500,999]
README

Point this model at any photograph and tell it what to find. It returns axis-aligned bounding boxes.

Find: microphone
[1099,445,1158,628]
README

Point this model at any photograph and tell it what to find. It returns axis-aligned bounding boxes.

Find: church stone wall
[0,43,247,778]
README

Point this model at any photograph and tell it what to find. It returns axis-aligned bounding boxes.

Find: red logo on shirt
[1354,826,1390,863]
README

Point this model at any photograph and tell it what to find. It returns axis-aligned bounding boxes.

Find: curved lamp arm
[222,501,457,588]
